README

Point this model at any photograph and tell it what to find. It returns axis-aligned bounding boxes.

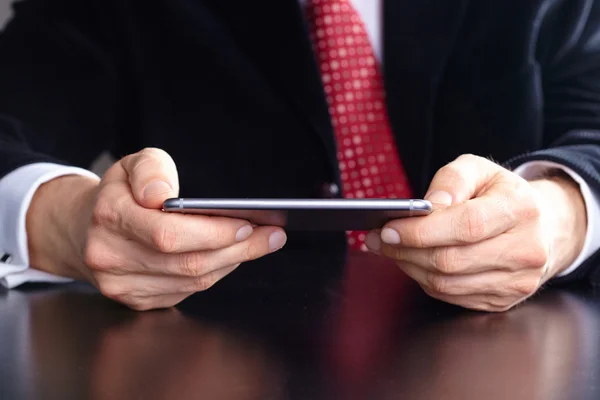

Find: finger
[129,293,193,311]
[379,154,503,247]
[88,226,286,276]
[375,232,547,275]
[378,240,495,274]
[132,212,262,253]
[119,294,192,311]
[137,264,241,296]
[396,262,541,298]
[97,264,240,310]
[93,191,265,253]
[154,226,287,277]
[420,287,518,313]
[423,154,503,206]
[121,148,180,209]
[93,175,262,253]
[379,184,520,248]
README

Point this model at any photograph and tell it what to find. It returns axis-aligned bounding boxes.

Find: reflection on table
[1,251,599,400]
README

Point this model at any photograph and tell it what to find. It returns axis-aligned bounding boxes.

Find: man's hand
[364,154,587,312]
[26,148,287,311]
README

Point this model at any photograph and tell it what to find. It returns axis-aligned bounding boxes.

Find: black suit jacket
[1,0,600,287]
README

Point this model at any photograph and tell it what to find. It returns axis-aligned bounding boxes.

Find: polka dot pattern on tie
[305,0,413,250]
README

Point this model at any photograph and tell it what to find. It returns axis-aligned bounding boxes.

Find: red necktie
[304,0,413,250]
[304,4,414,396]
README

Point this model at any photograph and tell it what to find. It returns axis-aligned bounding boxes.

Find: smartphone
[162,198,432,231]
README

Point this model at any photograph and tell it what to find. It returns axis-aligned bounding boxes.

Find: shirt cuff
[0,163,100,288]
[512,161,600,278]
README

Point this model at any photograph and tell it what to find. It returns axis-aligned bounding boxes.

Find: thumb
[425,154,501,208]
[121,148,180,209]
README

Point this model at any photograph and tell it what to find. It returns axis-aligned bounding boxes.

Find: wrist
[26,174,99,281]
[529,171,587,277]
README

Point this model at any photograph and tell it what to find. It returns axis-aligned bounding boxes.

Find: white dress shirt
[1,0,599,287]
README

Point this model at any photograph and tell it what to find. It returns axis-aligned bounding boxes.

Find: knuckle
[438,163,466,185]
[179,252,206,277]
[511,183,541,221]
[150,223,181,253]
[472,303,508,313]
[514,244,549,270]
[139,147,169,160]
[488,296,512,310]
[413,223,429,248]
[432,247,458,273]
[456,153,479,163]
[210,225,231,248]
[92,196,120,227]
[94,276,155,310]
[464,295,511,312]
[390,246,404,261]
[489,303,514,313]
[426,273,449,294]
[468,303,496,312]
[199,223,229,249]
[457,204,487,243]
[518,203,542,226]
[193,276,217,292]
[128,148,172,176]
[127,297,153,311]
[487,293,523,311]
[522,202,542,222]
[96,276,125,300]
[84,239,110,272]
[242,240,264,261]
[512,278,541,296]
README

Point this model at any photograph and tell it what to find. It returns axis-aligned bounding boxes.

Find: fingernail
[143,181,172,200]
[365,231,381,252]
[269,231,287,252]
[235,225,253,242]
[426,190,453,206]
[381,228,401,245]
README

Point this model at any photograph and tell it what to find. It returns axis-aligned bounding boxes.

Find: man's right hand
[26,148,287,310]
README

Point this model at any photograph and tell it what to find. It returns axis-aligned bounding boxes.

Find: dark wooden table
[1,248,599,400]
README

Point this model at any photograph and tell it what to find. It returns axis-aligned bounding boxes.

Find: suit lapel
[207,0,470,194]
[206,0,339,178]
[383,0,469,195]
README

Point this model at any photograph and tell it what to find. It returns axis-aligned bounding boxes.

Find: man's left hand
[365,154,588,312]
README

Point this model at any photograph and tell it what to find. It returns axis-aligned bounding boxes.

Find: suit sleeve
[0,0,119,178]
[505,0,600,285]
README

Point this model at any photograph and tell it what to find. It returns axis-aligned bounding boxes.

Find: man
[0,0,599,312]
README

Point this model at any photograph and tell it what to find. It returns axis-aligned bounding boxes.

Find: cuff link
[1,253,12,264]
[321,182,340,198]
